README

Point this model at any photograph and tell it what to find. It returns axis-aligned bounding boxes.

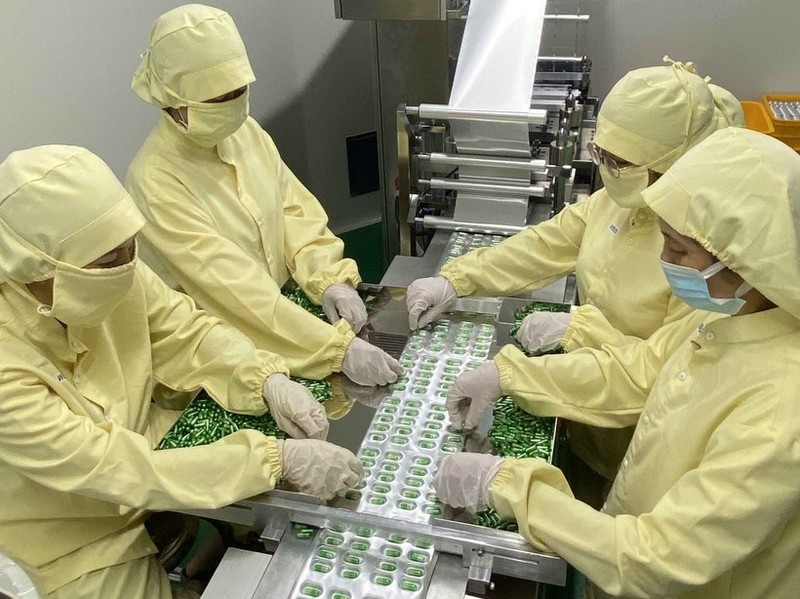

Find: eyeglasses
[586,142,635,179]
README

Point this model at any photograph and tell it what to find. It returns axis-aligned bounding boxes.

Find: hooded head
[132,4,255,147]
[132,4,255,106]
[594,57,743,209]
[642,128,800,319]
[0,146,145,326]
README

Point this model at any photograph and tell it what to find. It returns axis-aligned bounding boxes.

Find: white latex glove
[446,361,503,431]
[322,283,369,333]
[277,439,364,501]
[406,276,457,330]
[516,311,572,354]
[262,374,329,440]
[433,453,505,511]
[341,338,404,386]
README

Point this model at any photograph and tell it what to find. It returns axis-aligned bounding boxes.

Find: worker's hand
[341,338,404,386]
[406,276,457,330]
[433,453,505,511]
[277,439,364,501]
[262,374,329,440]
[516,312,571,354]
[446,361,502,431]
[322,284,369,333]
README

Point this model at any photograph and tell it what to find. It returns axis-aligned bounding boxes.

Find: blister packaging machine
[185,291,570,599]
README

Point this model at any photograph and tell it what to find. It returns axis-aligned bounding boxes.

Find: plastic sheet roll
[449,0,547,158]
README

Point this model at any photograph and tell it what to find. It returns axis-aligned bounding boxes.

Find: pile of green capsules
[156,378,331,450]
[281,280,328,321]
[473,396,555,532]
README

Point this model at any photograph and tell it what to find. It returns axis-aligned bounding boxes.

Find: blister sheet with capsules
[291,525,436,599]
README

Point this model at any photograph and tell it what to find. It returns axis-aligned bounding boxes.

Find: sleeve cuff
[560,305,588,352]
[494,345,526,394]
[330,320,357,372]
[305,259,362,304]
[265,437,283,482]
[439,262,472,297]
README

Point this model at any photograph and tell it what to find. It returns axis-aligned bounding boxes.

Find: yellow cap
[0,146,145,283]
[594,58,743,173]
[132,4,256,107]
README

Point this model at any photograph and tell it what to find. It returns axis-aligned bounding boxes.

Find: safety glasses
[586,142,635,178]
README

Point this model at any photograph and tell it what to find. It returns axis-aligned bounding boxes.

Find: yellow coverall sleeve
[0,342,282,512]
[491,400,800,597]
[139,265,287,415]
[493,312,710,428]
[136,178,355,380]
[272,140,362,302]
[562,296,697,351]
[439,199,592,297]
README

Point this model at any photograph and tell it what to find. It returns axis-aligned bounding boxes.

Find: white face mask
[599,163,650,209]
[37,259,137,328]
[177,88,250,148]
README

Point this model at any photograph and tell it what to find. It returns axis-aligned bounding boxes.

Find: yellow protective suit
[490,129,800,598]
[443,60,741,478]
[127,4,359,380]
[0,146,287,595]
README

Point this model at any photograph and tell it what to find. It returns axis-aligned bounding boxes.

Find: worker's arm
[494,312,714,428]
[133,173,355,380]
[491,395,800,597]
[439,196,595,298]
[0,342,281,511]
[562,296,699,351]
[140,264,285,415]
[267,134,362,302]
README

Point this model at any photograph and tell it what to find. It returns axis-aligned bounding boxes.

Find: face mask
[599,163,650,209]
[179,88,249,148]
[660,259,752,315]
[37,258,137,328]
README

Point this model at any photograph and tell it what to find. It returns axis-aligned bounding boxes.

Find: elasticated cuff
[269,438,284,482]
[439,262,473,297]
[304,259,362,304]
[330,320,357,372]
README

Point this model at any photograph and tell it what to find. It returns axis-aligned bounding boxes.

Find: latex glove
[262,374,329,440]
[433,453,505,511]
[322,283,369,333]
[446,361,502,431]
[516,311,572,354]
[406,276,457,330]
[337,375,390,409]
[341,338,404,386]
[277,439,364,501]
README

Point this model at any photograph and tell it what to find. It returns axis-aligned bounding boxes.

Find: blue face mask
[660,259,752,315]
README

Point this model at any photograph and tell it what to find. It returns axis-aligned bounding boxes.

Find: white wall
[582,0,800,103]
[0,0,381,232]
[3,1,798,232]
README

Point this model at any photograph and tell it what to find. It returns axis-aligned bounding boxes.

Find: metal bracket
[259,516,288,544]
[466,547,495,595]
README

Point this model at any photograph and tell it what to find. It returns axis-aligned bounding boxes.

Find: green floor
[339,222,386,284]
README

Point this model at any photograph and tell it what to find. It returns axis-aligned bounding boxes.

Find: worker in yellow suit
[0,145,363,599]
[434,128,800,599]
[126,4,401,386]
[409,59,744,485]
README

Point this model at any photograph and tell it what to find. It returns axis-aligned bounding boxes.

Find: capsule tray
[350,315,495,524]
[434,230,507,274]
[291,525,436,599]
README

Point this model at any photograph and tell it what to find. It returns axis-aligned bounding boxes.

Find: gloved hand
[341,338,404,386]
[406,276,457,330]
[277,439,364,501]
[262,374,329,440]
[433,453,505,511]
[322,283,369,333]
[446,361,502,431]
[516,311,572,354]
[337,375,390,409]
